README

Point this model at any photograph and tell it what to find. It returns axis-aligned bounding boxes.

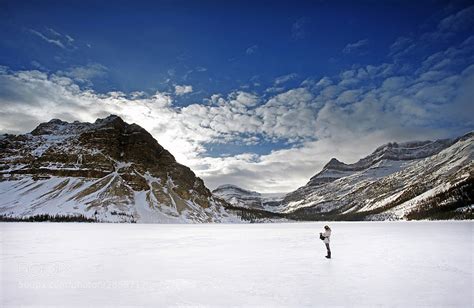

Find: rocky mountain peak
[93,114,126,128]
[1,115,234,223]
[31,118,77,136]
[49,118,68,125]
[214,184,261,196]
[30,117,98,137]
[318,137,457,176]
[324,158,344,169]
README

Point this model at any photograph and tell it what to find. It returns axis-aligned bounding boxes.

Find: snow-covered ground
[1,221,472,307]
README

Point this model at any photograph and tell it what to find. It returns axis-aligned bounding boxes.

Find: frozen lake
[1,221,472,307]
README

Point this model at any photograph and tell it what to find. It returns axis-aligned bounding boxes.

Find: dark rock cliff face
[77,116,212,206]
[0,115,232,223]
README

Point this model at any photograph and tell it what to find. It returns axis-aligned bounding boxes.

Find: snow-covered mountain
[1,116,472,222]
[281,132,473,220]
[214,133,473,220]
[0,115,236,223]
[212,184,283,210]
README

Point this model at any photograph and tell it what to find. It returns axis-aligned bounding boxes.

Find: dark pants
[325,243,331,258]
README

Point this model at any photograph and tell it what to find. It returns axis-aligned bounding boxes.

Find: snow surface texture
[1,221,472,307]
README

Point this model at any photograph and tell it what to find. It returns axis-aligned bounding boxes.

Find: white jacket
[322,229,331,244]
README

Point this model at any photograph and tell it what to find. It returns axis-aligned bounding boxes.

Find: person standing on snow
[320,225,331,259]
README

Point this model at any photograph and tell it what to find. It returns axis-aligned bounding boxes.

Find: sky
[0,0,473,193]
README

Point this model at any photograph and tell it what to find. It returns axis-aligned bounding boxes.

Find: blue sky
[1,0,473,192]
[1,1,459,95]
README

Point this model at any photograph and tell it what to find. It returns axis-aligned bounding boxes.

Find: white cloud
[391,6,474,59]
[29,28,76,50]
[381,76,408,90]
[315,77,332,87]
[274,73,298,85]
[438,5,474,33]
[29,29,65,49]
[245,45,258,55]
[47,27,61,37]
[336,89,362,105]
[174,85,193,96]
[30,60,47,71]
[57,63,108,85]
[265,86,285,93]
[343,39,369,54]
[389,36,413,55]
[230,91,259,107]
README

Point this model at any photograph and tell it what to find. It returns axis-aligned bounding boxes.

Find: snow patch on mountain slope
[0,175,239,223]
[389,182,453,217]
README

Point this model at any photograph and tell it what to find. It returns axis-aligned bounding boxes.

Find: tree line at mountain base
[405,177,473,220]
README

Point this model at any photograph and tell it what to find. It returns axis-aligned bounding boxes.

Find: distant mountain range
[212,184,283,210]
[215,133,473,221]
[0,115,472,222]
